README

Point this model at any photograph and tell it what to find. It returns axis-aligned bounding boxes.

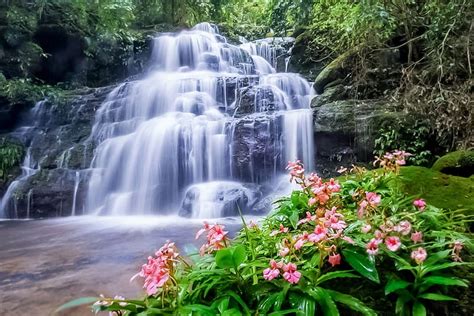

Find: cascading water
[85,23,314,218]
[0,101,47,218]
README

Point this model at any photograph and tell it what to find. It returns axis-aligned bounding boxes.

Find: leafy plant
[57,153,472,315]
[0,139,23,180]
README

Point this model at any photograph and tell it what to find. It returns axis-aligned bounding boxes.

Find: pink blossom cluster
[374,150,412,172]
[286,161,341,207]
[358,192,381,218]
[263,260,301,284]
[196,222,229,256]
[413,198,426,211]
[362,220,412,255]
[293,207,349,267]
[131,241,179,296]
[362,218,429,264]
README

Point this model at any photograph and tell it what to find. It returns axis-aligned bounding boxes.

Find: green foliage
[383,250,469,316]
[0,139,23,180]
[0,79,65,106]
[374,117,435,166]
[398,166,474,212]
[61,156,472,315]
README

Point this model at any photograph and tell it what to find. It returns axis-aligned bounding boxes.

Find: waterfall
[85,22,314,217]
[71,171,80,216]
[0,101,46,218]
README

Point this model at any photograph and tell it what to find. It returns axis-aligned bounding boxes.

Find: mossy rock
[399,166,474,211]
[431,150,474,177]
[313,50,355,94]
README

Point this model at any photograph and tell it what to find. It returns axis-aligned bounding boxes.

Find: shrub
[0,139,23,180]
[59,151,473,315]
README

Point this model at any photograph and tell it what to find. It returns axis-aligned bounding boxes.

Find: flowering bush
[59,152,473,315]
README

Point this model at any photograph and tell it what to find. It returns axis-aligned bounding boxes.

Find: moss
[398,166,474,211]
[431,150,474,177]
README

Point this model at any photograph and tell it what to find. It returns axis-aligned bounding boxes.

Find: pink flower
[263,260,281,281]
[270,224,289,237]
[413,199,426,211]
[308,225,327,243]
[297,212,317,225]
[282,263,301,284]
[366,192,381,207]
[312,186,330,205]
[286,160,305,181]
[385,236,402,251]
[374,229,385,239]
[366,238,380,255]
[324,209,347,230]
[411,231,423,243]
[361,224,372,234]
[327,178,341,192]
[294,232,309,250]
[132,240,178,295]
[411,247,427,264]
[279,247,290,257]
[395,220,412,236]
[328,253,341,267]
[196,222,229,255]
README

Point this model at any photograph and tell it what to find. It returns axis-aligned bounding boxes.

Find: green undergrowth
[398,166,474,213]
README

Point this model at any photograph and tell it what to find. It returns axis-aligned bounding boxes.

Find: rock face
[0,86,112,218]
[230,113,282,183]
[312,97,401,176]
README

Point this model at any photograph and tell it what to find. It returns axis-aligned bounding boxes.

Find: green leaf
[55,297,99,313]
[289,211,299,229]
[419,293,457,301]
[307,287,339,316]
[179,304,215,315]
[342,248,380,283]
[385,278,411,295]
[215,248,234,269]
[421,276,468,288]
[423,250,451,266]
[395,294,411,316]
[421,261,468,275]
[215,245,247,270]
[326,289,377,316]
[232,244,247,267]
[289,292,317,316]
[316,271,360,285]
[226,291,251,315]
[258,293,281,314]
[269,309,303,316]
[222,308,243,316]
[412,302,427,316]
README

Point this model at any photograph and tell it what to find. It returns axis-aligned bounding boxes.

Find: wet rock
[3,168,89,218]
[230,113,282,182]
[179,181,262,217]
[313,99,400,173]
[232,85,285,116]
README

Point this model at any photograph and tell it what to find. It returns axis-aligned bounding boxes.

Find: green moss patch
[399,166,474,211]
[431,150,474,177]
